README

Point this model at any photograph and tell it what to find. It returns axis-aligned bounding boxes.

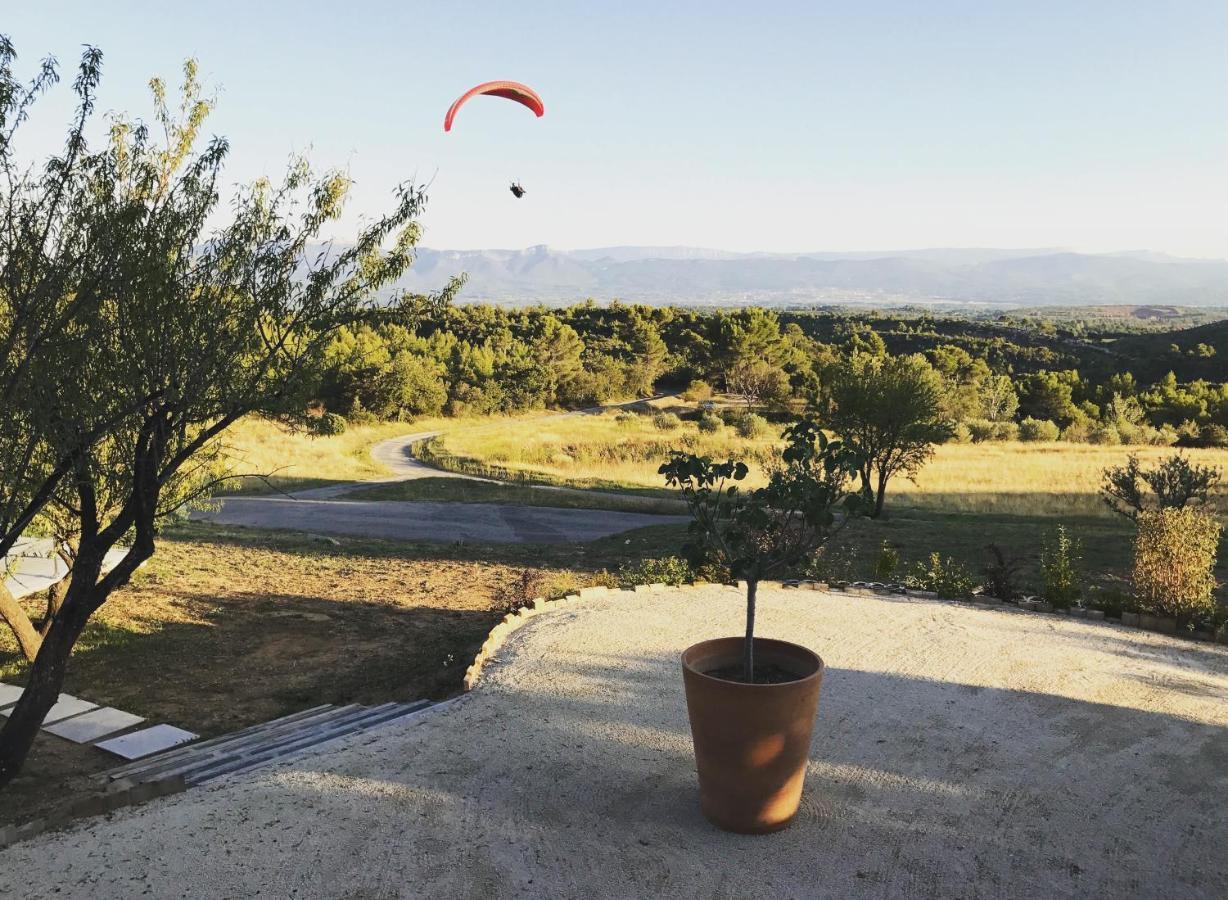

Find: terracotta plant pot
[681,637,824,834]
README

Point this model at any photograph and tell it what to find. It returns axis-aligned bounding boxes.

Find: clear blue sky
[6,1,1228,256]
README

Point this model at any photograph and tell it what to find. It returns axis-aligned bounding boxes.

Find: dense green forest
[314,301,1228,448]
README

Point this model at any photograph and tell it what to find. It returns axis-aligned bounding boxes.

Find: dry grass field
[429,409,1228,518]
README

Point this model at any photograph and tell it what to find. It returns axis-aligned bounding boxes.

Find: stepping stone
[0,693,97,724]
[44,707,145,744]
[95,724,198,760]
[0,683,23,710]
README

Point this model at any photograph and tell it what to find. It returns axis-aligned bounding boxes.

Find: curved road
[203,429,687,544]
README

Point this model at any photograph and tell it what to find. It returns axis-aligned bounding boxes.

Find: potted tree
[660,421,868,834]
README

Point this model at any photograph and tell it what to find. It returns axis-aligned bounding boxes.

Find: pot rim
[681,636,824,688]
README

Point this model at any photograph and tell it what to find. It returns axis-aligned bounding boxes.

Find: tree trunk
[873,470,889,518]
[743,577,757,682]
[0,581,41,663]
[0,548,104,789]
[41,574,70,636]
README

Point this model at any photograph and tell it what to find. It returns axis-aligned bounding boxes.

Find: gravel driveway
[4,585,1226,898]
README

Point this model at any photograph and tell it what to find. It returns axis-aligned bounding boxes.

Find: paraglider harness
[510,182,526,198]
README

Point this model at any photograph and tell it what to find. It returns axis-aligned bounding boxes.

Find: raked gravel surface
[4,585,1227,899]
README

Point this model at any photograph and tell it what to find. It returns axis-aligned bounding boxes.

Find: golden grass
[433,413,1228,518]
[217,416,448,493]
[898,443,1228,517]
[434,409,778,491]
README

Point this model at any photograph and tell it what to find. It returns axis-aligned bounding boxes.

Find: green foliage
[1018,418,1061,442]
[1131,508,1222,622]
[661,420,869,679]
[733,412,769,439]
[872,540,901,581]
[982,544,1025,600]
[310,413,348,436]
[651,411,682,431]
[906,553,976,598]
[1101,453,1222,520]
[696,412,723,433]
[617,556,694,588]
[1040,525,1082,609]
[822,353,954,517]
[802,541,861,584]
[682,379,714,402]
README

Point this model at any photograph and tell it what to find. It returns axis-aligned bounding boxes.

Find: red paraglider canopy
[443,80,544,132]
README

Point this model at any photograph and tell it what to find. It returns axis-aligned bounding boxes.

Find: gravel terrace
[2,585,1226,899]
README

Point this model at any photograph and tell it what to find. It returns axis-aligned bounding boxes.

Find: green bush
[872,540,900,581]
[803,541,860,583]
[682,380,714,402]
[1088,424,1121,445]
[906,553,976,598]
[1086,583,1136,618]
[615,411,640,429]
[994,421,1020,442]
[697,412,723,433]
[652,411,682,431]
[618,556,694,587]
[1040,524,1081,609]
[967,419,997,443]
[734,413,769,439]
[1132,508,1222,622]
[309,412,348,436]
[1018,417,1060,442]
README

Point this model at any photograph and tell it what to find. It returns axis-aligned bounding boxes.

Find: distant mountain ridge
[386,245,1228,308]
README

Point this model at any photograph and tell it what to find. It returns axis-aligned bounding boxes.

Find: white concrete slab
[43,706,145,744]
[0,683,23,710]
[4,538,127,600]
[0,693,98,724]
[95,724,198,760]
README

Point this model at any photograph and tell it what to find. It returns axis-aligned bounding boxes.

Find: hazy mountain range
[384,246,1228,308]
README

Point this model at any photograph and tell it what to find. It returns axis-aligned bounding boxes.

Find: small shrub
[803,540,860,584]
[652,412,682,431]
[618,556,694,588]
[993,421,1020,442]
[491,569,542,614]
[309,412,348,436]
[346,398,378,425]
[1132,508,1222,622]
[950,422,973,444]
[982,543,1025,600]
[1087,582,1137,618]
[1101,452,1222,520]
[872,540,900,581]
[1018,418,1060,442]
[967,419,997,443]
[907,553,976,598]
[615,411,640,429]
[1040,525,1081,609]
[1088,424,1121,445]
[587,570,621,590]
[1200,424,1228,448]
[682,380,714,403]
[734,413,769,439]
[697,412,723,433]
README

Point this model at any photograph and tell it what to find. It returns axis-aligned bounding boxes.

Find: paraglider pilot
[510,182,526,198]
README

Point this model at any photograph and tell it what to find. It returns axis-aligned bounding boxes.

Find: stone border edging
[0,774,186,851]
[462,579,1228,691]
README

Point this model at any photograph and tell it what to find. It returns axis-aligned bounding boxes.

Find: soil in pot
[704,662,802,684]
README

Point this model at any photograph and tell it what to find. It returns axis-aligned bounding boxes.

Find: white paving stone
[43,707,145,744]
[0,683,22,710]
[0,693,97,724]
[95,724,197,760]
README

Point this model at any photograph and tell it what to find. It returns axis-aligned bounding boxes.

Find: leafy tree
[725,358,790,410]
[1101,453,1222,520]
[822,354,953,517]
[661,422,868,680]
[0,47,435,787]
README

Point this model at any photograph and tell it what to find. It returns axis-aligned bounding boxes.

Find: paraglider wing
[443,80,544,132]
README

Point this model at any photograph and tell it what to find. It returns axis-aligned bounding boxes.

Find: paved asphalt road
[203,426,686,544]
